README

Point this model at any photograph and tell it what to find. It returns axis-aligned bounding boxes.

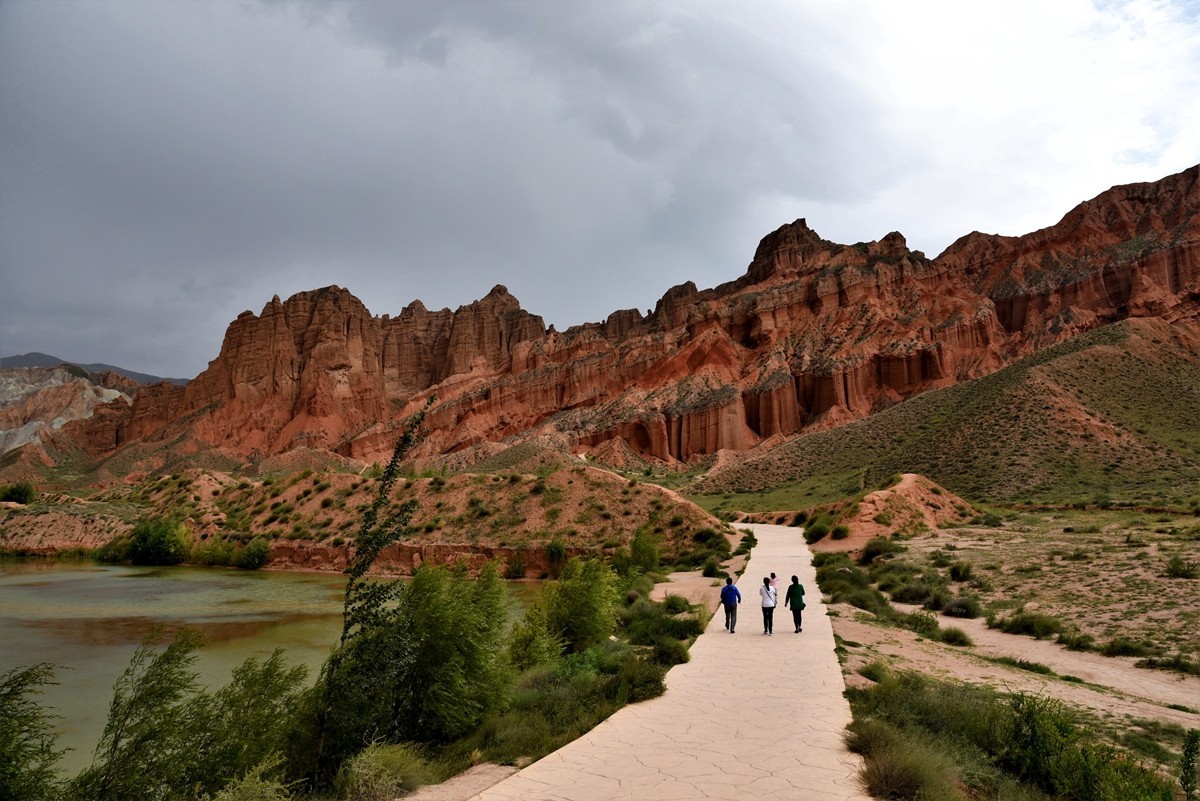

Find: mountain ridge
[2,164,1197,483]
[0,352,189,386]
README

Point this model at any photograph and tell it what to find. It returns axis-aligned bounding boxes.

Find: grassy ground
[899,508,1200,661]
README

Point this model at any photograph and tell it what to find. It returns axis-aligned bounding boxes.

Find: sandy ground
[835,605,1200,731]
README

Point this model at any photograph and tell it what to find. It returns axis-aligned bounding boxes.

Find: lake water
[0,560,539,778]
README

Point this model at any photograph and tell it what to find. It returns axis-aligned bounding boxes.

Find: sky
[2,1,1199,380]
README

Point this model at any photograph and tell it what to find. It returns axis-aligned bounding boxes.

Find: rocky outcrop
[15,165,1199,475]
[0,366,132,455]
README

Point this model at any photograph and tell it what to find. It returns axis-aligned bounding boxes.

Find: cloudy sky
[2,0,1198,379]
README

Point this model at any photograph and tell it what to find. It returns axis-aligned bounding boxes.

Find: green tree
[540,557,619,653]
[629,527,660,573]
[1182,729,1199,801]
[67,630,306,801]
[297,401,519,786]
[233,538,270,569]
[0,664,64,801]
[127,517,189,565]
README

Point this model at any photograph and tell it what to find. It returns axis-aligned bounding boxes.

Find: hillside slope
[689,317,1200,507]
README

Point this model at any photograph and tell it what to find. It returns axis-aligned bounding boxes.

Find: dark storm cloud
[1,1,1197,377]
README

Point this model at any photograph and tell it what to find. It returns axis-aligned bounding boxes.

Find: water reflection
[0,561,348,776]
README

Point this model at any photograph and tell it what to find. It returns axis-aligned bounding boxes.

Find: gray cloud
[1,0,1197,378]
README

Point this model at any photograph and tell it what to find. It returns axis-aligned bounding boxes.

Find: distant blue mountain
[0,352,189,386]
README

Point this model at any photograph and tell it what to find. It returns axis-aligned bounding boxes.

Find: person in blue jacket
[719,576,741,633]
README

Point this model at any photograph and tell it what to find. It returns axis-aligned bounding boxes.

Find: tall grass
[846,669,1175,801]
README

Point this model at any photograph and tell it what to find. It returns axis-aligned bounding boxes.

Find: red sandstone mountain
[5,165,1198,477]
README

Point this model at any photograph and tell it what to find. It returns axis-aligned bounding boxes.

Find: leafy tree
[127,517,189,565]
[629,527,660,573]
[233,538,270,570]
[67,630,306,801]
[539,557,619,653]
[0,663,64,801]
[298,402,512,785]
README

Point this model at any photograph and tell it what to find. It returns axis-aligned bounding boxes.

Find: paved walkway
[466,523,869,801]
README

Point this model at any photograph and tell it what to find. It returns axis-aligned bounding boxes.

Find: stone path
[465,523,869,801]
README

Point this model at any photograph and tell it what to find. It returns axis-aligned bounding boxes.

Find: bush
[859,536,903,565]
[1166,554,1199,579]
[629,528,660,573]
[1057,629,1097,651]
[648,636,690,666]
[942,594,983,619]
[0,482,36,504]
[662,594,691,615]
[900,610,940,639]
[611,656,665,704]
[804,517,831,543]
[993,609,1063,639]
[234,538,270,570]
[949,561,973,582]
[68,631,306,801]
[831,524,850,540]
[334,742,436,800]
[209,760,293,801]
[622,598,704,645]
[191,537,236,566]
[939,627,974,647]
[1182,729,1198,801]
[700,556,721,577]
[1099,637,1157,658]
[849,672,1176,801]
[541,558,619,653]
[544,537,568,577]
[504,546,527,579]
[127,517,189,565]
[1135,653,1200,676]
[296,562,511,784]
[861,737,960,800]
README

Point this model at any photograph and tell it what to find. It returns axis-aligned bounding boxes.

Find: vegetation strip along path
[464,523,867,801]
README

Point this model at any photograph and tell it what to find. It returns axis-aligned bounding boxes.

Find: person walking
[784,575,806,633]
[719,577,741,633]
[759,576,777,635]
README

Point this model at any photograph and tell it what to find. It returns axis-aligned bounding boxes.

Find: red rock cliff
[49,164,1200,470]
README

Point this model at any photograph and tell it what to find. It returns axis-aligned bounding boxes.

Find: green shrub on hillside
[804,515,832,543]
[0,482,36,504]
[859,536,903,565]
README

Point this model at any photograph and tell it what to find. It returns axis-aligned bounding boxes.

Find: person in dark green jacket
[784,575,806,633]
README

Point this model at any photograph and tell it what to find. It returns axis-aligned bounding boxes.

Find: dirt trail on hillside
[836,608,1200,731]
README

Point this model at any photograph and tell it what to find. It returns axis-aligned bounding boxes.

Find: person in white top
[758,576,777,635]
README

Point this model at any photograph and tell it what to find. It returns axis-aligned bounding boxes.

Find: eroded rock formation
[6,165,1199,472]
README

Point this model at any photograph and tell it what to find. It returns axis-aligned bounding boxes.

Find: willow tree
[295,400,513,786]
